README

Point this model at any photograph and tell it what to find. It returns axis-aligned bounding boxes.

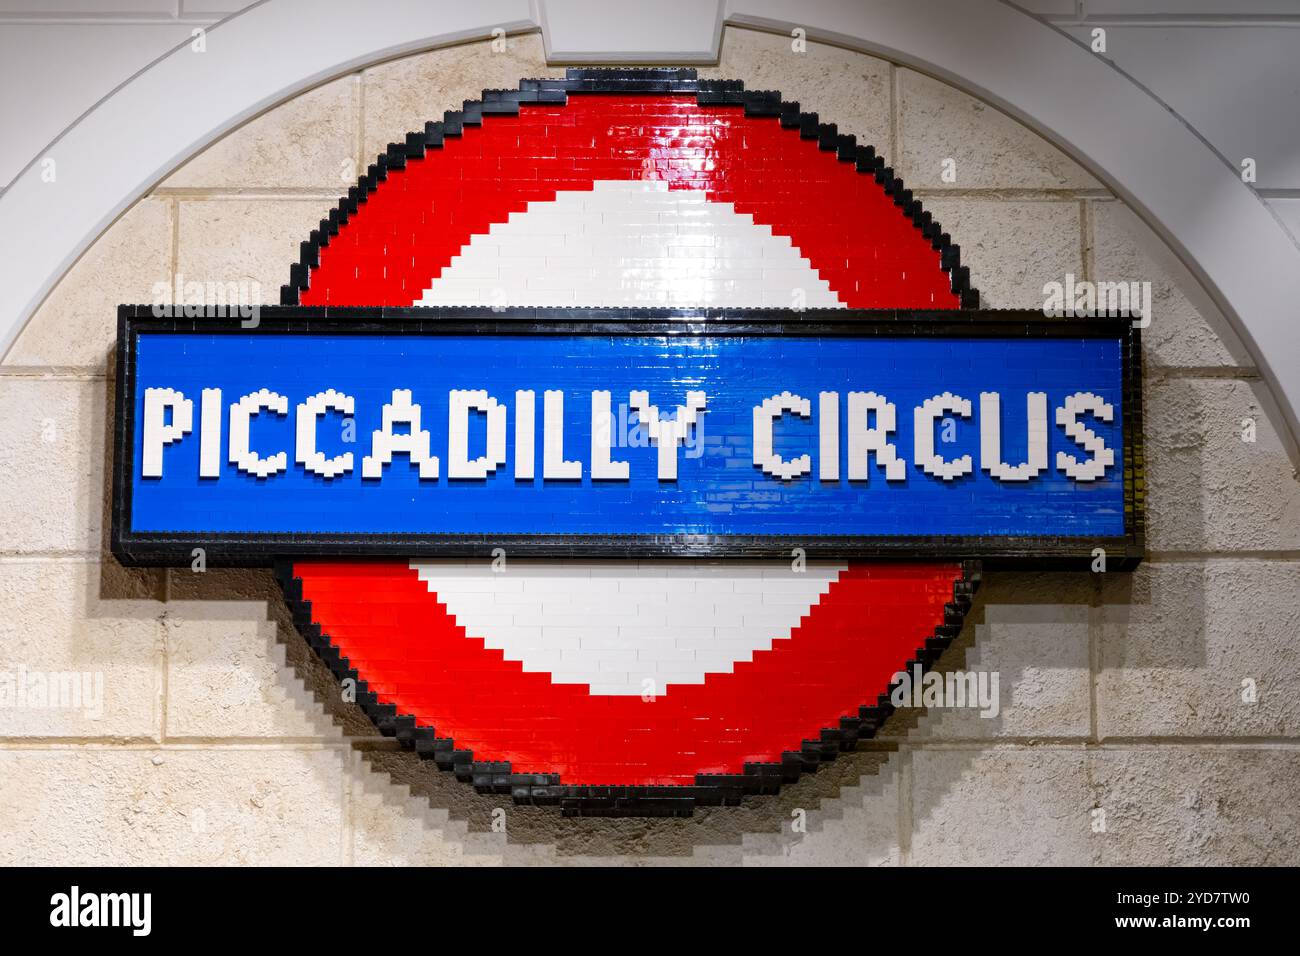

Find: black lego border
[110,306,1146,570]
[277,66,981,310]
[276,558,983,817]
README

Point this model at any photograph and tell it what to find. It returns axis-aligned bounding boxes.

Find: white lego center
[415,179,846,694]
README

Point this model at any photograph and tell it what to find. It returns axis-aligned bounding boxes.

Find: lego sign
[111,69,1142,815]
[114,310,1138,563]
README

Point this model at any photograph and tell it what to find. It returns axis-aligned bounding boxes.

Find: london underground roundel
[111,69,1144,815]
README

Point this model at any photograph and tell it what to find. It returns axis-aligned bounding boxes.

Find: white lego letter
[847,391,906,481]
[914,392,973,481]
[199,388,222,478]
[228,389,288,478]
[631,389,708,480]
[296,389,355,479]
[819,391,839,481]
[448,389,507,479]
[1056,391,1115,482]
[515,390,535,480]
[591,390,630,480]
[141,387,192,478]
[543,390,581,480]
[980,391,1048,482]
[752,392,811,482]
[362,389,439,479]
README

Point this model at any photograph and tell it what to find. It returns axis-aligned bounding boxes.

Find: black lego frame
[110,304,1146,571]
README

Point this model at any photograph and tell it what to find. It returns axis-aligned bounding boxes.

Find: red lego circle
[280,74,977,812]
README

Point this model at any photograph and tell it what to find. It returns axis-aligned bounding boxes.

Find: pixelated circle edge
[279,560,981,816]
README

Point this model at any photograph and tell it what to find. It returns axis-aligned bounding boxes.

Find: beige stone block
[361,33,559,163]
[1091,201,1248,369]
[908,746,1097,864]
[880,572,1093,742]
[0,560,162,739]
[163,76,357,190]
[1092,748,1300,865]
[898,68,1099,191]
[175,199,332,302]
[702,27,894,163]
[1099,560,1300,738]
[0,377,107,554]
[919,198,1081,308]
[0,747,346,865]
[5,199,171,368]
[1143,377,1300,552]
